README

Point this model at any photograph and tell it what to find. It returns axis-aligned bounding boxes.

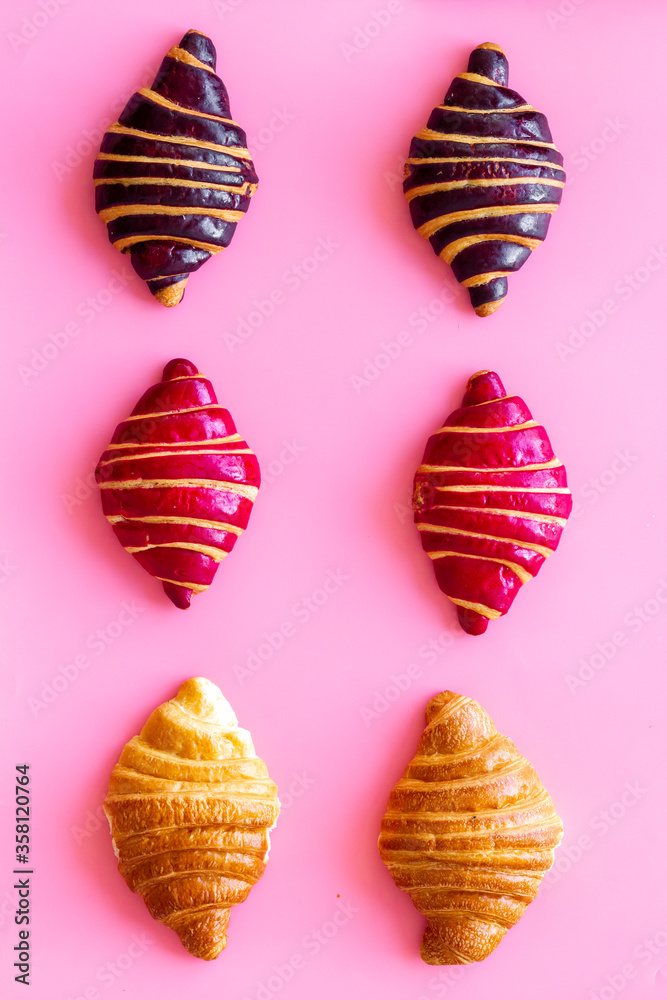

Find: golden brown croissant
[103,677,280,960]
[378,691,562,964]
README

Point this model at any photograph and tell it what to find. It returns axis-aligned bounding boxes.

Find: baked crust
[103,678,280,960]
[378,691,562,964]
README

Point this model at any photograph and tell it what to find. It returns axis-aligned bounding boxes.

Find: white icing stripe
[430,505,568,527]
[435,485,570,494]
[137,87,239,127]
[112,234,225,254]
[438,103,536,114]
[98,203,244,224]
[435,420,538,434]
[106,514,243,534]
[418,204,560,239]
[107,124,253,160]
[416,523,555,559]
[120,405,224,421]
[99,479,259,500]
[96,153,243,173]
[456,72,503,88]
[154,576,207,593]
[415,128,558,150]
[417,459,563,473]
[426,550,533,585]
[105,435,241,449]
[406,156,564,171]
[439,235,542,264]
[98,448,253,465]
[95,176,255,195]
[405,176,564,202]
[125,542,229,562]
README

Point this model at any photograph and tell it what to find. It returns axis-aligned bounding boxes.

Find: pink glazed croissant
[95,358,260,608]
[413,371,571,634]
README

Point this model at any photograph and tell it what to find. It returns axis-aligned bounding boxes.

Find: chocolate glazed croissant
[94,29,257,306]
[104,678,280,960]
[378,691,562,964]
[95,358,260,609]
[413,371,572,635]
[404,42,565,316]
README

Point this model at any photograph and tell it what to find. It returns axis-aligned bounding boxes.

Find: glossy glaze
[95,359,260,608]
[413,371,572,633]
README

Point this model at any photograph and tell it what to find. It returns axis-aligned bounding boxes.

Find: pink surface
[0,1,666,998]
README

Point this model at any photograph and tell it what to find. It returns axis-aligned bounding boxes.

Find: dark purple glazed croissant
[404,43,565,317]
[94,29,258,307]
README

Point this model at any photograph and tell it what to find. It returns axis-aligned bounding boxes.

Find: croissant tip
[462,370,506,406]
[473,298,505,318]
[162,358,200,380]
[475,41,506,55]
[457,607,490,635]
[152,280,188,308]
[162,581,193,609]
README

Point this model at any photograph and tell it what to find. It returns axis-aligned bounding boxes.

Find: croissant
[413,370,571,635]
[378,691,562,964]
[95,358,260,609]
[103,677,280,960]
[404,42,565,316]
[94,28,257,307]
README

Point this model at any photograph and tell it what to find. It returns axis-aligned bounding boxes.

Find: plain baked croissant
[95,358,260,609]
[378,691,562,964]
[103,677,280,960]
[404,42,565,316]
[413,370,571,634]
[94,28,257,306]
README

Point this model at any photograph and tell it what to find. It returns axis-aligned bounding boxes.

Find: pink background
[1,1,666,998]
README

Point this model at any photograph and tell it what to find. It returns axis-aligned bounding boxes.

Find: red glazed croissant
[94,29,257,307]
[413,370,571,634]
[95,358,260,609]
[378,691,562,964]
[404,42,565,316]
[104,677,280,960]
